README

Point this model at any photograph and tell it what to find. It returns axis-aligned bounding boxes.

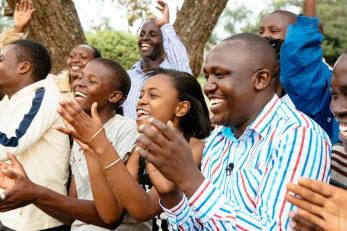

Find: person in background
[259,0,338,143]
[123,0,191,119]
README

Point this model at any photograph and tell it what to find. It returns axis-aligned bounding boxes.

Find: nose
[71,75,86,89]
[137,93,148,106]
[331,97,347,121]
[203,77,217,96]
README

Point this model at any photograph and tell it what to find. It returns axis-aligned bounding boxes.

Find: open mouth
[140,43,152,51]
[209,98,225,112]
[137,109,151,119]
[74,90,87,99]
[340,123,347,138]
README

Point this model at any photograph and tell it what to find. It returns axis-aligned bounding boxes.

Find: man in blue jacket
[259,0,338,143]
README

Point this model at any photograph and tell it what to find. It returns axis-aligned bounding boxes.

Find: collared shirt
[123,23,192,119]
[280,15,338,143]
[161,95,331,230]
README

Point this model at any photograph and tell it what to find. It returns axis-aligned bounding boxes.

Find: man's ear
[17,62,31,75]
[109,91,124,104]
[253,69,272,91]
[175,101,191,118]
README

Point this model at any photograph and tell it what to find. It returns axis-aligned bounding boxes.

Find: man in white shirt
[0,39,70,231]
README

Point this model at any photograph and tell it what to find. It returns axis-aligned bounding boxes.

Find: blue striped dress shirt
[161,95,331,230]
[123,23,192,119]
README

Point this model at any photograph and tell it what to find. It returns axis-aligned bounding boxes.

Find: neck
[2,77,35,99]
[231,92,274,138]
[142,54,165,73]
[89,108,115,125]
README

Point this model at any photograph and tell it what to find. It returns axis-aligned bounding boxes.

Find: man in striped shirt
[123,0,191,119]
[136,33,331,230]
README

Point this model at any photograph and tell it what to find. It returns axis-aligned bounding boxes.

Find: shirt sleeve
[0,27,27,48]
[161,23,192,74]
[0,86,60,160]
[161,127,331,230]
[280,16,337,143]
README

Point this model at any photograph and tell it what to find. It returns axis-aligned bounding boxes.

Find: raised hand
[154,0,169,27]
[57,99,104,144]
[145,161,176,195]
[14,0,35,33]
[286,178,347,231]
[0,152,27,190]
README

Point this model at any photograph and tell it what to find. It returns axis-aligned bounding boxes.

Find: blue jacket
[280,15,339,143]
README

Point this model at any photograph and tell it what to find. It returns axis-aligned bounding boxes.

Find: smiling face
[138,21,164,61]
[330,54,347,142]
[0,45,20,93]
[136,74,182,127]
[66,45,95,82]
[203,40,266,134]
[72,60,118,115]
[259,12,295,40]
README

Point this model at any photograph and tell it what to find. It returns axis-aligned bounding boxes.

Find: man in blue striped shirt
[136,33,331,230]
[123,0,191,119]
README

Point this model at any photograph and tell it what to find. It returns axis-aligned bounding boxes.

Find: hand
[0,152,27,190]
[146,161,176,194]
[303,0,316,17]
[0,169,36,212]
[136,117,204,197]
[286,178,347,231]
[154,0,169,27]
[57,99,103,144]
[14,0,35,33]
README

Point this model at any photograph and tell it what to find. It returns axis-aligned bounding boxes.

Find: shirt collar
[221,94,281,141]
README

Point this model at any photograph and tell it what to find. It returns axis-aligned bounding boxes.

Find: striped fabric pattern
[162,95,331,230]
[123,23,192,119]
[330,142,347,189]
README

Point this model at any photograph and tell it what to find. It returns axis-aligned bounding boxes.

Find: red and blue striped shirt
[162,95,331,230]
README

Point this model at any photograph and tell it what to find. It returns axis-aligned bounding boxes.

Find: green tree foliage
[87,30,140,70]
[318,0,347,65]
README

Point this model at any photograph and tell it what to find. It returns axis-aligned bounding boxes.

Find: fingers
[137,132,163,155]
[298,178,335,197]
[135,146,159,167]
[286,193,323,218]
[55,124,74,135]
[295,209,325,230]
[149,118,179,141]
[287,182,327,206]
[6,153,20,167]
[1,170,17,180]
[57,104,76,125]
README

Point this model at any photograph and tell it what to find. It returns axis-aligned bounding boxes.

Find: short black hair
[92,58,131,115]
[9,39,51,81]
[147,68,212,139]
[223,33,280,80]
[87,45,102,58]
[271,10,296,22]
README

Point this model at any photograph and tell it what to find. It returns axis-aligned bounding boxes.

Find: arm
[0,85,61,160]
[280,14,336,141]
[0,0,33,48]
[136,119,331,230]
[155,0,191,74]
[0,158,119,229]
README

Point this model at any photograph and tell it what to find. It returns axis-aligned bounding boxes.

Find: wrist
[159,189,183,209]
[176,168,205,198]
[14,26,25,33]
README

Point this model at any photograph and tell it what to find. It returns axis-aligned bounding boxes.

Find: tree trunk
[6,0,86,74]
[174,0,228,77]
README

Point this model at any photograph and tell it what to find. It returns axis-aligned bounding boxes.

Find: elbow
[132,214,152,223]
[100,213,122,225]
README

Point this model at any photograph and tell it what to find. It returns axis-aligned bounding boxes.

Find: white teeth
[141,44,151,51]
[71,66,80,71]
[137,109,150,117]
[210,98,224,105]
[340,124,347,137]
[74,91,87,98]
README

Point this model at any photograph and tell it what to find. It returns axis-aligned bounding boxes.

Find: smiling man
[0,39,70,230]
[122,0,191,119]
[135,33,331,230]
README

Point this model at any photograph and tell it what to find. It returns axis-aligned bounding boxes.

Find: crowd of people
[0,0,346,230]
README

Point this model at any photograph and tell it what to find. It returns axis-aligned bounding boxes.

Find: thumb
[91,102,101,124]
[6,152,20,167]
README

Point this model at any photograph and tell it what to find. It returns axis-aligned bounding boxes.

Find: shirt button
[327,117,332,123]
